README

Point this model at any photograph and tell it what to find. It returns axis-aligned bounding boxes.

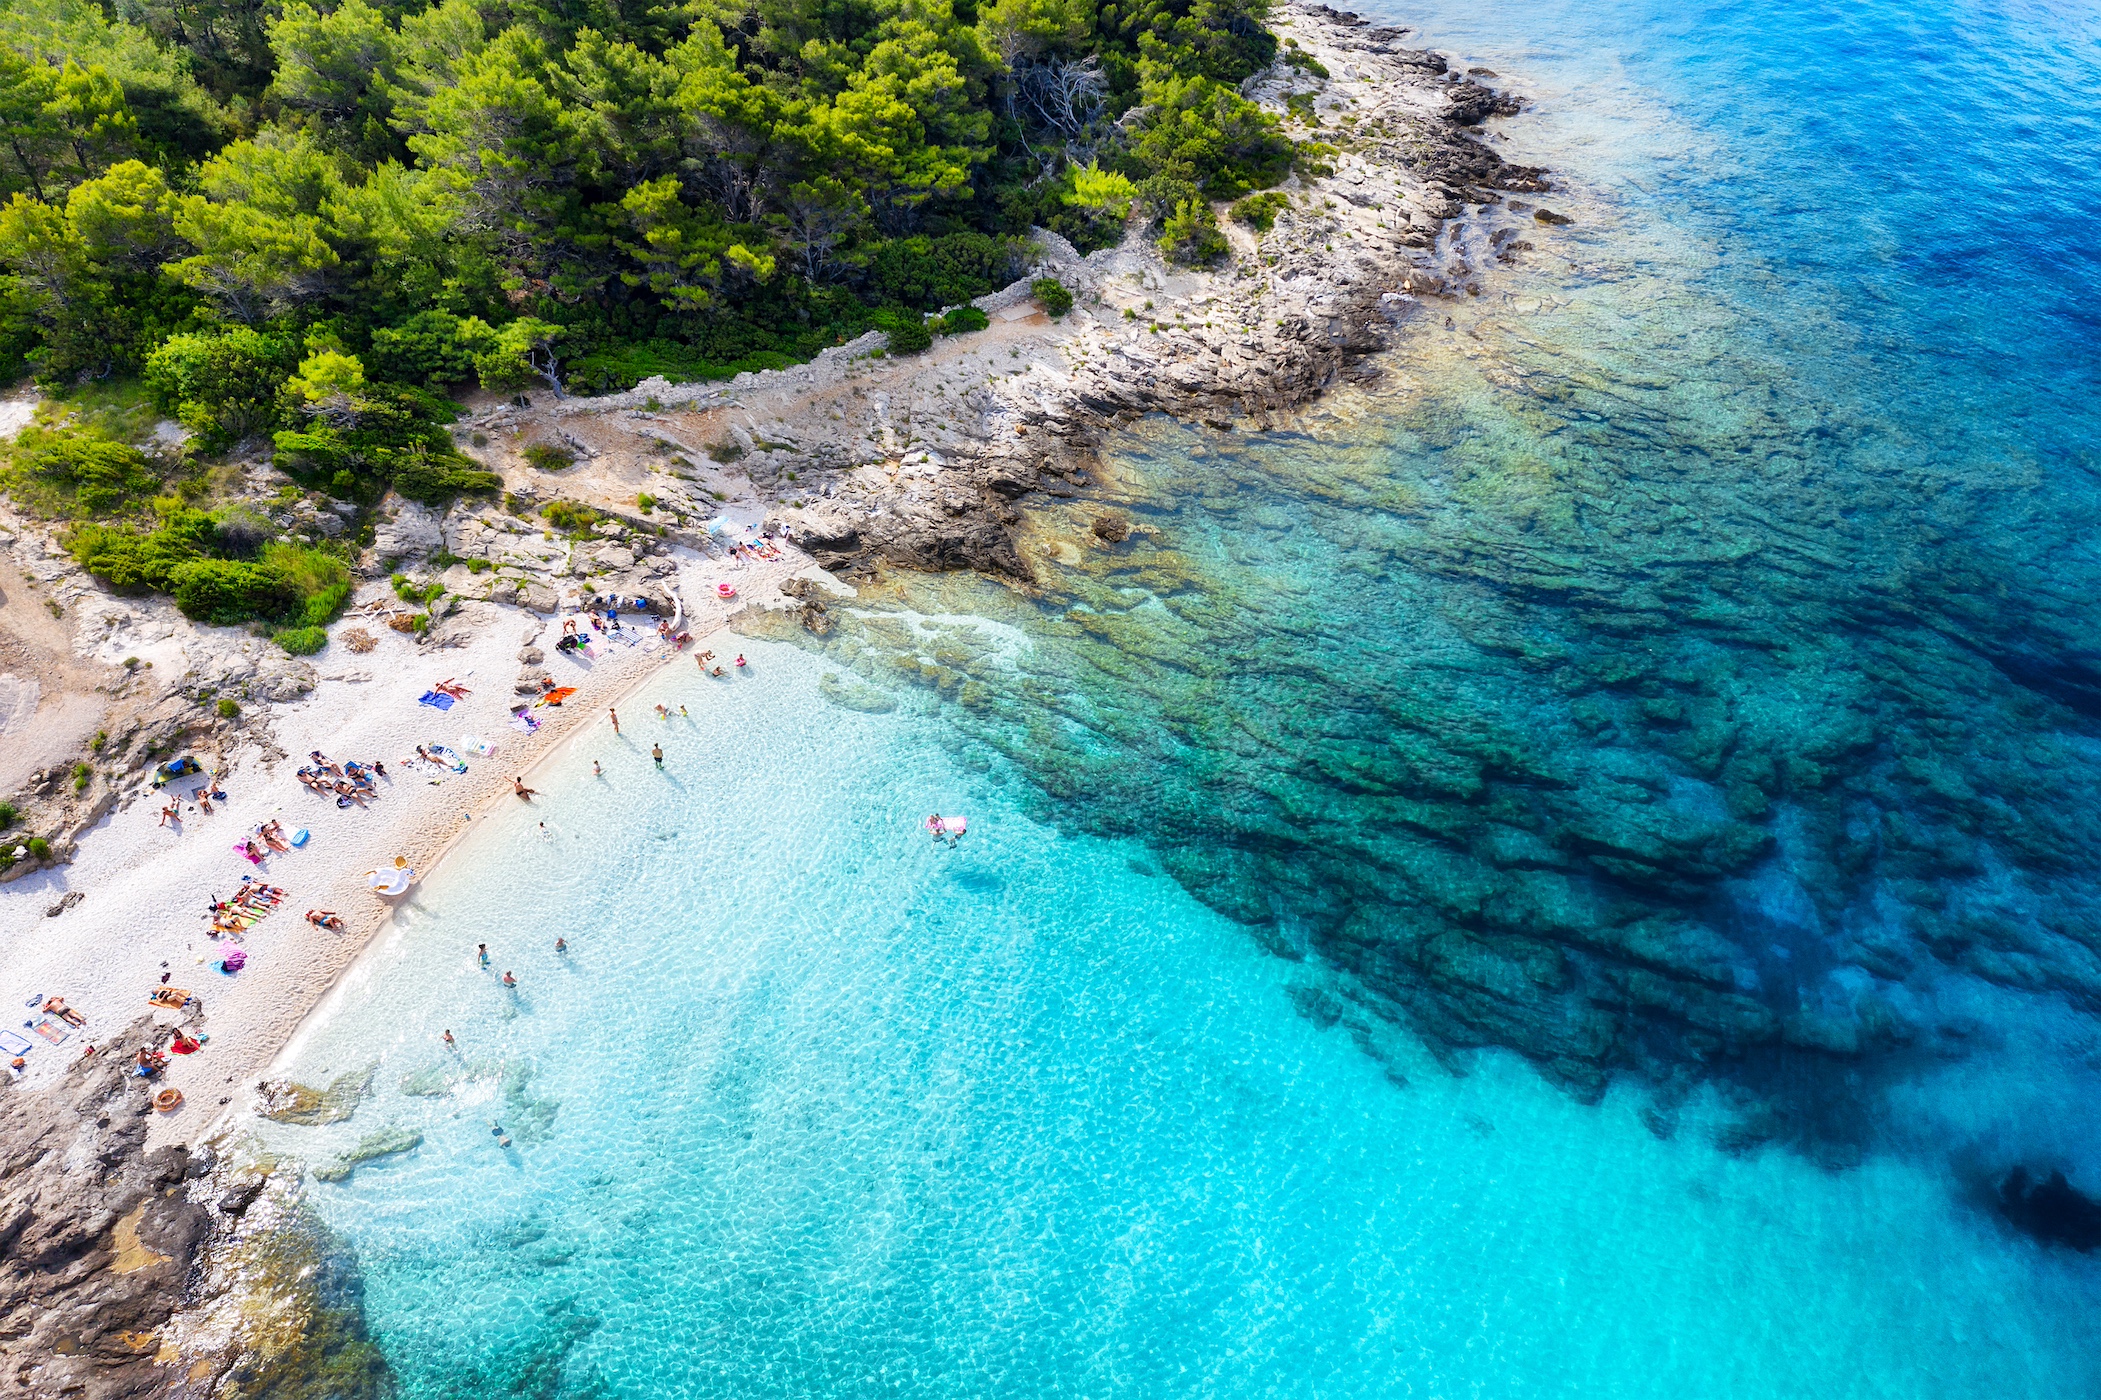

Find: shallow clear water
[268,0,2101,1391]
[269,648,2100,1396]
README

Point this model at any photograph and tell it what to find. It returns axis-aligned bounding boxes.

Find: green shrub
[540,500,602,535]
[143,330,299,452]
[935,306,990,336]
[391,457,501,504]
[879,313,933,356]
[523,443,575,471]
[216,697,240,718]
[275,625,328,655]
[1159,200,1229,265]
[864,234,1023,311]
[1283,47,1330,79]
[465,557,490,573]
[170,558,297,625]
[0,802,15,830]
[2,429,160,519]
[27,837,51,861]
[70,762,91,792]
[1031,278,1074,318]
[636,492,655,512]
[1230,191,1290,232]
[367,311,479,388]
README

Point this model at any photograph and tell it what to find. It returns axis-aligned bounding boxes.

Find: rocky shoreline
[416,2,1559,599]
[0,7,1576,1392]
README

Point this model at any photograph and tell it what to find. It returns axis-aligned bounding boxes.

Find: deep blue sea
[262,0,2101,1393]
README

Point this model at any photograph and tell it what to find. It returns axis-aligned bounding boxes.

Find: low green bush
[522,443,575,471]
[1031,278,1074,318]
[1230,191,1290,232]
[541,500,603,535]
[275,625,329,655]
[935,306,991,336]
[877,310,933,356]
[216,698,239,718]
[1159,200,1230,265]
[27,837,51,860]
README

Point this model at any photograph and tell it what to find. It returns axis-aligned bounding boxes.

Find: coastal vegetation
[0,0,1304,640]
[0,0,1297,407]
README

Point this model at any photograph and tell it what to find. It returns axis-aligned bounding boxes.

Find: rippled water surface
[268,0,2101,1392]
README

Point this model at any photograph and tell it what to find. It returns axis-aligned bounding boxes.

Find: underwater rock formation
[1999,1168,2101,1252]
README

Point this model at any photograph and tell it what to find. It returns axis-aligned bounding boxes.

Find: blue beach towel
[418,691,457,711]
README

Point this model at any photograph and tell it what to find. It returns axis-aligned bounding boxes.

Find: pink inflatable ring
[717,583,737,599]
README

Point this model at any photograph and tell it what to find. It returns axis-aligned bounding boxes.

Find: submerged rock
[255,1068,375,1125]
[312,1127,425,1184]
[1999,1168,2101,1252]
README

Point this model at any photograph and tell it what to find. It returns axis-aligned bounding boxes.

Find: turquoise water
[265,0,2101,1391]
[268,649,2100,1395]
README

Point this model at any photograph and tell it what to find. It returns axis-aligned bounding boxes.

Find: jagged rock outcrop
[0,1020,213,1398]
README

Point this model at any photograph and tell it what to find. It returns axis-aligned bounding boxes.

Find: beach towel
[461,736,497,757]
[537,687,578,706]
[31,1019,68,1045]
[430,745,468,772]
[233,842,263,864]
[418,690,457,710]
[221,949,247,972]
[509,711,541,733]
[0,1030,31,1056]
[149,987,194,1010]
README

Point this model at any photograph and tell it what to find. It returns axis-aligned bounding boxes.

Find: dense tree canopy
[0,0,1293,418]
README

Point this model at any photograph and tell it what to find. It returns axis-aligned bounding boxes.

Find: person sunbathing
[240,838,267,862]
[159,801,180,827]
[258,824,290,852]
[134,1047,163,1077]
[168,1032,200,1055]
[333,782,367,806]
[562,618,579,636]
[306,909,345,930]
[44,998,85,1028]
[435,678,472,698]
[193,787,214,815]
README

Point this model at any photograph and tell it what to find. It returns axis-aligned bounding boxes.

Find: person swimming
[502,970,517,987]
[443,1029,456,1046]
[555,936,568,953]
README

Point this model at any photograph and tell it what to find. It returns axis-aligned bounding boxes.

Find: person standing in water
[502,970,517,987]
[443,1030,456,1047]
[477,944,490,968]
[609,706,621,734]
[652,743,664,766]
[593,760,603,777]
[555,937,568,953]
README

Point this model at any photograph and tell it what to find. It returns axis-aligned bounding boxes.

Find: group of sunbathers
[209,879,284,934]
[159,777,228,826]
[298,751,384,806]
